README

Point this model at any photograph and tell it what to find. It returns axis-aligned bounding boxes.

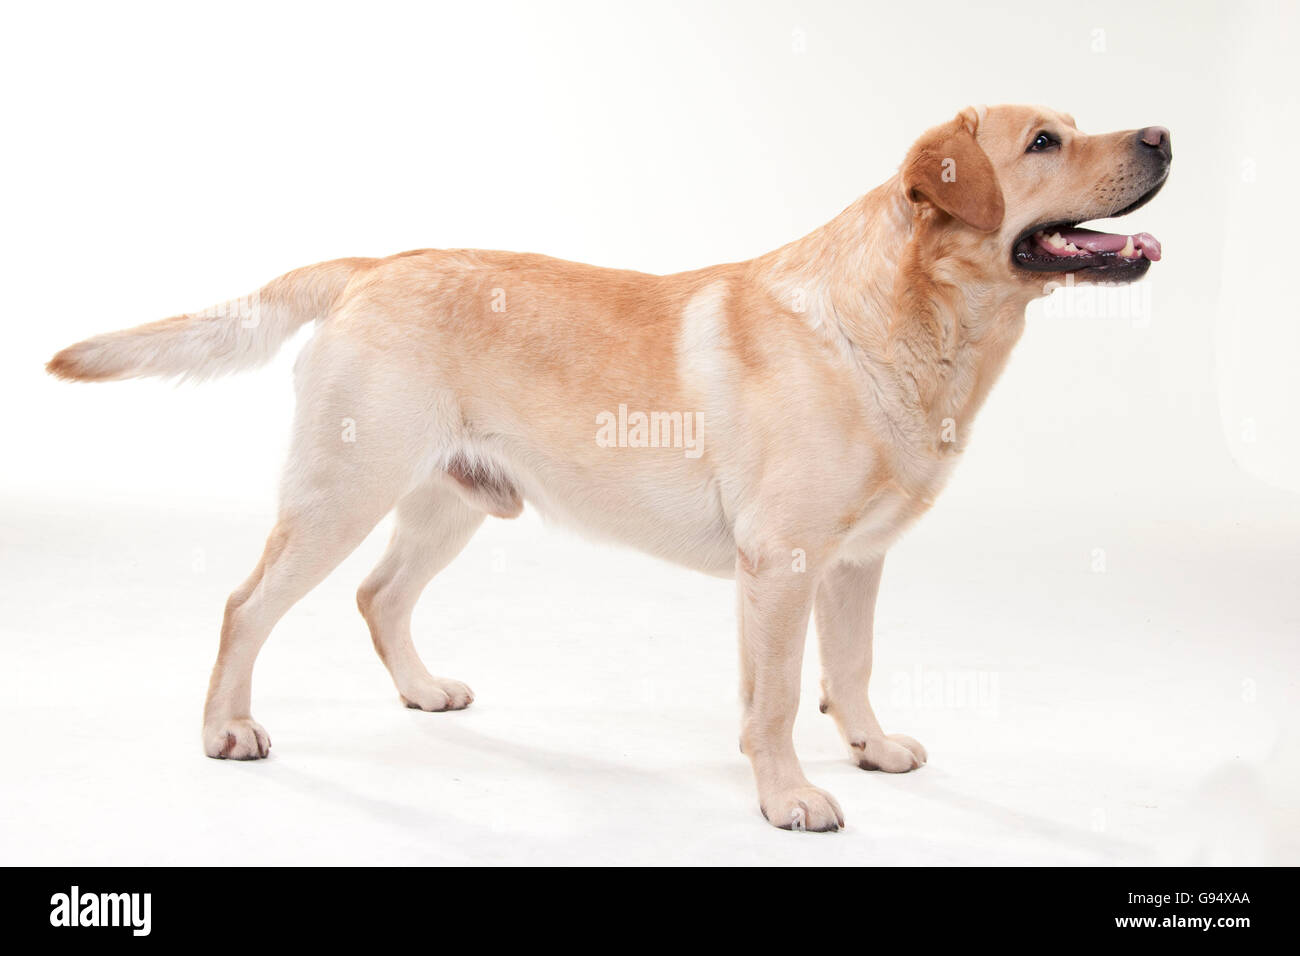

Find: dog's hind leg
[356,481,485,711]
[203,496,400,759]
[201,337,432,759]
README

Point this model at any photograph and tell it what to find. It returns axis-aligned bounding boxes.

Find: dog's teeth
[1044,232,1067,250]
[1118,236,1136,258]
[1063,241,1080,253]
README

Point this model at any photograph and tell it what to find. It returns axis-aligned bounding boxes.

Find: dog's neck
[756,177,1033,455]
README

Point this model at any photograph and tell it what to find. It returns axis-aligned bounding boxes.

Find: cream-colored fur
[48,105,1170,831]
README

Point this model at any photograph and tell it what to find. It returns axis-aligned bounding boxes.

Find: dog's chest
[836,453,958,562]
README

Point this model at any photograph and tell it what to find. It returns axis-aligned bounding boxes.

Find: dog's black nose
[1138,125,1172,161]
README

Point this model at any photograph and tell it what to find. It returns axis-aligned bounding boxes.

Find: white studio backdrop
[1,1,1296,865]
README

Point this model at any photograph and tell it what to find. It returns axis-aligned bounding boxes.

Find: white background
[1,0,1296,864]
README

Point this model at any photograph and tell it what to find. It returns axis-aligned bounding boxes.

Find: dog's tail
[46,257,375,383]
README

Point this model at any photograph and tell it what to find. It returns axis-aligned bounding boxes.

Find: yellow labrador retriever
[48,104,1170,831]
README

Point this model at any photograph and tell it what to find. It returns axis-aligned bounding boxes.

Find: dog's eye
[1027,131,1060,153]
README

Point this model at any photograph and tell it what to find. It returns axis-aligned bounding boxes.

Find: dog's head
[902,104,1171,286]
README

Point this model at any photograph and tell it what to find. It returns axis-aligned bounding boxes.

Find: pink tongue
[1054,228,1162,261]
[1133,233,1161,260]
[1058,228,1126,253]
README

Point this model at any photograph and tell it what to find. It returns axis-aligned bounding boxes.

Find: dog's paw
[204,717,271,760]
[760,785,845,832]
[851,733,927,772]
[399,677,474,712]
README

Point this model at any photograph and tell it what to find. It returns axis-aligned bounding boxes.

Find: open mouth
[1011,181,1165,280]
[1012,223,1161,278]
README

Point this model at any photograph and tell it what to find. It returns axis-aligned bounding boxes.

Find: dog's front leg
[815,557,927,772]
[737,546,844,831]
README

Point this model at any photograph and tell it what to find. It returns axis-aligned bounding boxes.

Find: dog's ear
[902,110,1004,232]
